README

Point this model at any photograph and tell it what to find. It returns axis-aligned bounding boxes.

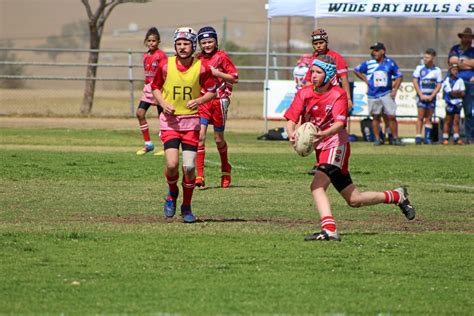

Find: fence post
[128,49,134,117]
[272,50,279,80]
[222,16,227,49]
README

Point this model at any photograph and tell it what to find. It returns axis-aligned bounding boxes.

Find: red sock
[196,145,205,178]
[182,178,195,207]
[140,123,151,142]
[218,142,231,172]
[165,172,179,199]
[383,190,401,204]
[321,216,337,232]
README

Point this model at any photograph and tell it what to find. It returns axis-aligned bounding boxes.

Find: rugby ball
[294,122,319,157]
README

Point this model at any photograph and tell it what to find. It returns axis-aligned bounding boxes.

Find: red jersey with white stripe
[303,49,349,84]
[284,84,349,150]
[143,49,168,84]
[197,50,238,98]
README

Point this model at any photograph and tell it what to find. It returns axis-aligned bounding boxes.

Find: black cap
[370,42,386,50]
[425,48,436,56]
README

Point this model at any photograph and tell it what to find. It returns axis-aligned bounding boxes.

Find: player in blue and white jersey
[442,64,466,145]
[412,48,443,145]
[354,42,403,146]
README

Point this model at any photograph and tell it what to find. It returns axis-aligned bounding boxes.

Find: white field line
[434,183,474,191]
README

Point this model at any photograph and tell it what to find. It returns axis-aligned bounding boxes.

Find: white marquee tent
[263,0,474,129]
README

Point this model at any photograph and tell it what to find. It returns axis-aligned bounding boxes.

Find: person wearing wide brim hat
[457,27,474,39]
[448,27,474,144]
[448,27,474,75]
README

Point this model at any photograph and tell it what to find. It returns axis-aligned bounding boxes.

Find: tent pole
[435,18,440,56]
[374,17,380,42]
[264,15,271,132]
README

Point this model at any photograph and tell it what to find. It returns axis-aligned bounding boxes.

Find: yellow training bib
[162,56,201,115]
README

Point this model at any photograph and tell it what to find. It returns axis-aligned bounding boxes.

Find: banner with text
[268,0,474,19]
[352,82,452,118]
[265,80,456,120]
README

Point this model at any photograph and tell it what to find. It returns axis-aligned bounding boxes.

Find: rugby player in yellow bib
[151,27,217,223]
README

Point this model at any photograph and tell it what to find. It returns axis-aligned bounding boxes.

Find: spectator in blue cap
[354,42,403,146]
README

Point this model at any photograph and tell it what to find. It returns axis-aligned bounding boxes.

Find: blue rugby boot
[392,138,403,146]
[373,139,384,146]
[180,205,197,223]
[163,191,178,218]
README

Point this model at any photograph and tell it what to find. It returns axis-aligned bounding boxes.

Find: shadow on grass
[197,185,266,190]
[65,213,473,233]
[69,213,313,226]
[197,217,287,223]
[341,232,380,236]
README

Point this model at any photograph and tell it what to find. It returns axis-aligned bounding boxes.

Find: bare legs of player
[311,171,387,217]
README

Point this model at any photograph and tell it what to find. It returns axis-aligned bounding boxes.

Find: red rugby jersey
[304,49,349,84]
[143,49,168,85]
[284,84,349,150]
[197,50,238,98]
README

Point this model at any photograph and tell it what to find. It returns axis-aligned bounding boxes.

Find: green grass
[1,127,473,314]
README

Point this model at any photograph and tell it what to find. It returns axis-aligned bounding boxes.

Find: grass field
[1,126,473,314]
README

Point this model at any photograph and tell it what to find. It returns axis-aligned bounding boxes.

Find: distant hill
[0,0,469,56]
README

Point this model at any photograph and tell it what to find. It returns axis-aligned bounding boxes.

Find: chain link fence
[0,44,451,117]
